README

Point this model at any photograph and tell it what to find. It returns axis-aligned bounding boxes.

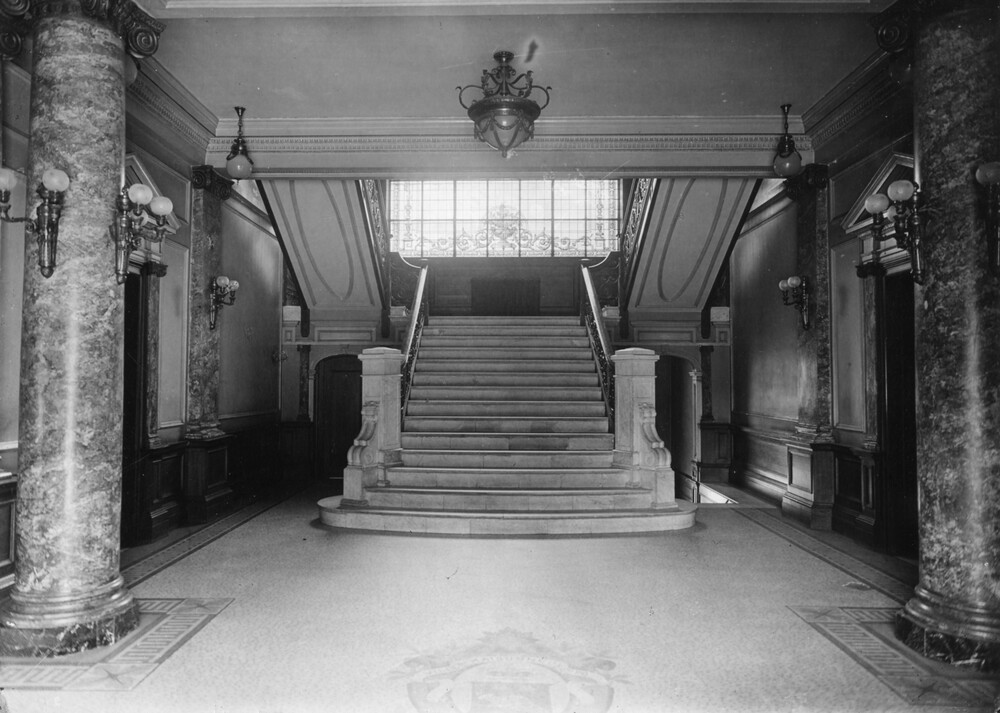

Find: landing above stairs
[320,315,697,536]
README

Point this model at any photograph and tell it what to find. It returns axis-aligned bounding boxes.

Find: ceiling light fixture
[226,106,253,180]
[457,50,551,159]
[773,103,803,178]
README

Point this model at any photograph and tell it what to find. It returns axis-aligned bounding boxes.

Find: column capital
[1,0,164,60]
[191,165,233,202]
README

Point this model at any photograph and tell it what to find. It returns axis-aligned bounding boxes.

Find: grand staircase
[319,316,697,535]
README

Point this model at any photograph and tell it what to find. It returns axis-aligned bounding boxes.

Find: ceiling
[131,0,892,178]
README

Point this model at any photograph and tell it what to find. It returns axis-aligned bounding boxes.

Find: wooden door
[314,355,362,492]
[880,271,919,557]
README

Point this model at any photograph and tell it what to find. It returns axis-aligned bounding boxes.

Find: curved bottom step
[317,496,697,536]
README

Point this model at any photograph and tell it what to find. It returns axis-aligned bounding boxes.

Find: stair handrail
[618,177,658,339]
[400,263,429,417]
[581,263,615,428]
[358,179,392,337]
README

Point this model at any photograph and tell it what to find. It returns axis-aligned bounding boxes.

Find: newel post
[341,347,403,505]
[611,348,677,509]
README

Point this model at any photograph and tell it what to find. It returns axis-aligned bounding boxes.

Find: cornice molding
[126,57,215,154]
[803,51,902,151]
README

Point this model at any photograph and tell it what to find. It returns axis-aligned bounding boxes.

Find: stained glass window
[389,180,620,258]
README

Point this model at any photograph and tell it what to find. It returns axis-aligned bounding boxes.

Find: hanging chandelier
[457,50,551,159]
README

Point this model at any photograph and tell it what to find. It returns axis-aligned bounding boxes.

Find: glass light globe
[976,162,1000,186]
[227,154,253,180]
[773,152,802,178]
[778,279,789,291]
[787,275,802,288]
[0,167,17,192]
[229,280,240,291]
[864,194,890,215]
[41,168,70,193]
[127,183,153,205]
[215,275,230,288]
[150,196,173,216]
[887,179,915,203]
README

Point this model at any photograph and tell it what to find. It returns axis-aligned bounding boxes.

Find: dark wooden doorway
[314,355,362,493]
[880,271,919,558]
[121,272,147,547]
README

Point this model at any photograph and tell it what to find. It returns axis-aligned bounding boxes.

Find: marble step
[411,372,600,387]
[405,400,608,417]
[385,467,631,489]
[415,359,597,373]
[400,432,615,451]
[407,386,603,402]
[318,496,699,535]
[400,449,615,469]
[430,316,580,325]
[422,325,587,338]
[419,335,592,349]
[402,416,609,433]
[363,486,655,511]
[417,346,593,361]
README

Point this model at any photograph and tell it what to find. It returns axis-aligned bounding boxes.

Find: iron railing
[400,264,429,419]
[581,263,615,429]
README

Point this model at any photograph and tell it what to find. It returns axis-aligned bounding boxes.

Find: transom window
[389,180,620,258]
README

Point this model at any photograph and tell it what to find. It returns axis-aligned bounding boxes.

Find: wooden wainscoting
[143,441,187,542]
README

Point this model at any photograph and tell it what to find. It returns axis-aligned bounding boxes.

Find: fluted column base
[0,576,139,656]
[896,585,1000,673]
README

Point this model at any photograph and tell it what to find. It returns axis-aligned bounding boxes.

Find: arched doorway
[313,355,362,493]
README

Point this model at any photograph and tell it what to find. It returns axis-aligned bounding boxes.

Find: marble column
[782,170,836,530]
[144,262,167,448]
[896,0,1000,670]
[185,166,232,440]
[0,2,162,656]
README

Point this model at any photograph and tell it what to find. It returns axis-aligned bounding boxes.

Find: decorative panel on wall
[158,237,189,429]
[218,201,282,419]
[830,239,865,432]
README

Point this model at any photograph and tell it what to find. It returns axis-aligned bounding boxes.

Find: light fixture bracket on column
[210,275,240,330]
[110,183,173,284]
[778,275,810,330]
[864,179,925,284]
[0,166,70,278]
[772,104,827,199]
[226,107,254,180]
[457,50,551,159]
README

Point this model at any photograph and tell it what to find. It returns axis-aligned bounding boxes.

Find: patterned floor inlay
[390,628,624,713]
[736,508,914,603]
[0,598,232,691]
[791,606,999,708]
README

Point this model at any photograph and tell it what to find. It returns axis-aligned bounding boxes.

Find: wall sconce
[226,106,253,180]
[111,183,173,284]
[210,275,239,330]
[778,275,810,330]
[975,162,1000,274]
[0,166,70,278]
[865,179,924,284]
[773,103,803,178]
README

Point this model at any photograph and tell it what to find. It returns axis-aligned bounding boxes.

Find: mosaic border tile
[790,606,999,708]
[121,495,289,587]
[0,598,233,691]
[735,507,914,603]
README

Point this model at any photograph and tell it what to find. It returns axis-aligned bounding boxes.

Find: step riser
[412,373,599,387]
[429,317,580,325]
[385,469,634,489]
[365,490,655,511]
[418,348,593,360]
[408,387,603,402]
[415,360,597,373]
[402,417,609,433]
[400,434,615,451]
[422,327,587,337]
[401,451,615,468]
[420,337,592,348]
[405,402,608,417]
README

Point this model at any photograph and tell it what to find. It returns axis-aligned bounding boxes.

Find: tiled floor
[0,486,995,713]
